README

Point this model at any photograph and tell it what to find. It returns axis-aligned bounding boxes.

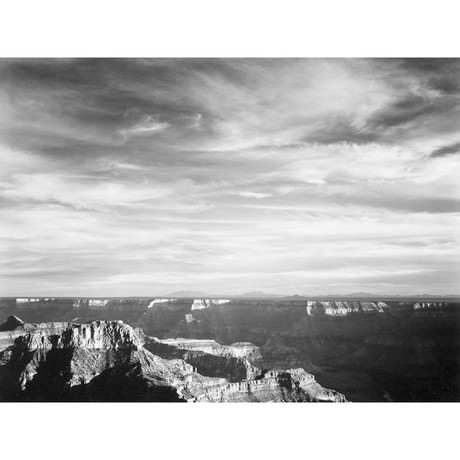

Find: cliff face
[142,337,262,382]
[191,299,231,310]
[15,320,140,350]
[305,300,390,316]
[0,317,346,403]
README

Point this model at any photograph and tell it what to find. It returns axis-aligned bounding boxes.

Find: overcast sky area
[0,58,459,296]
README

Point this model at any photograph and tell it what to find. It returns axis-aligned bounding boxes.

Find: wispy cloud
[430,141,460,158]
[119,107,170,140]
[0,59,459,295]
[237,191,273,199]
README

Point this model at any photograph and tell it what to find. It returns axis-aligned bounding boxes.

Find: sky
[0,58,459,296]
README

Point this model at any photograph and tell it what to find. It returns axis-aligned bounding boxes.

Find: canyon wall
[0,317,345,402]
[0,297,458,401]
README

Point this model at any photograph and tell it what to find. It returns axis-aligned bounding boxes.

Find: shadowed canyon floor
[0,297,459,401]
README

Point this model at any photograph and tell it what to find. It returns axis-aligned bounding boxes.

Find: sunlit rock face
[73,299,110,308]
[0,317,346,402]
[413,302,447,310]
[18,321,140,351]
[142,337,262,382]
[305,300,390,316]
[191,299,231,310]
[190,368,347,403]
[147,299,174,308]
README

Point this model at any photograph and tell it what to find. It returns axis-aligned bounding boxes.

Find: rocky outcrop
[147,337,310,378]
[143,337,262,382]
[147,299,174,308]
[158,338,261,359]
[191,299,231,310]
[189,368,346,402]
[0,318,346,403]
[141,336,345,402]
[15,320,140,351]
[413,302,447,310]
[0,315,25,332]
[305,300,390,316]
[0,316,30,352]
[73,299,109,308]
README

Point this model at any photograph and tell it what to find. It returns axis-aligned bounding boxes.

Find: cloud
[430,141,460,157]
[119,108,170,139]
[89,157,143,172]
[237,191,273,199]
[185,113,202,129]
[0,59,459,295]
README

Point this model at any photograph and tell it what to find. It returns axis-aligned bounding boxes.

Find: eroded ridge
[0,316,346,403]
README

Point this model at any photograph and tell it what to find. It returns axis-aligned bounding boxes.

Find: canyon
[0,296,459,401]
[0,316,344,402]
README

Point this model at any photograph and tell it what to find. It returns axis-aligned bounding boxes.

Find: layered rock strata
[1,297,458,401]
[0,317,346,402]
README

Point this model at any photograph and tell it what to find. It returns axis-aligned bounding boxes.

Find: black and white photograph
[0,1,458,458]
[1,56,459,403]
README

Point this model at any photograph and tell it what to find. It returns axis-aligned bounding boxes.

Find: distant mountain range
[234,291,284,299]
[342,292,376,298]
[260,292,379,300]
[163,290,284,298]
[161,290,459,299]
[163,290,213,298]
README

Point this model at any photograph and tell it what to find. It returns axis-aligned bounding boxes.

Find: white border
[0,402,458,459]
[0,1,458,457]
[0,0,459,57]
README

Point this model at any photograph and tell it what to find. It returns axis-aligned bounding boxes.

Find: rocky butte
[0,296,459,401]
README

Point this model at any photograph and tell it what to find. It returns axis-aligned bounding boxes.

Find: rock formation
[191,299,230,310]
[0,317,346,402]
[0,297,459,401]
